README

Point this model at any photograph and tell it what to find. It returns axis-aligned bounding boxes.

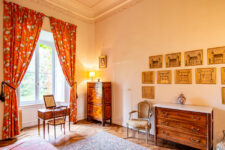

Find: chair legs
[146,128,148,144]
[64,123,66,135]
[54,125,56,139]
[127,125,149,144]
[127,124,129,138]
[48,123,49,136]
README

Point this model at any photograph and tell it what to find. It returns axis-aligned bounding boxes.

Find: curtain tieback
[2,81,16,90]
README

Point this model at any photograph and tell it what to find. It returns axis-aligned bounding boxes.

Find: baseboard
[112,120,126,127]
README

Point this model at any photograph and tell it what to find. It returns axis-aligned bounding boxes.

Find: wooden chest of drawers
[87,82,112,126]
[154,104,213,150]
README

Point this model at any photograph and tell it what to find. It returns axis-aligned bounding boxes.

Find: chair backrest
[43,95,56,109]
[138,101,152,119]
[52,106,68,123]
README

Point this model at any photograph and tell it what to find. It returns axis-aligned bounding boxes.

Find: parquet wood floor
[0,120,196,150]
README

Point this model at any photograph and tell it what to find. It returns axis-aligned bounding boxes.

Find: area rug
[60,131,149,150]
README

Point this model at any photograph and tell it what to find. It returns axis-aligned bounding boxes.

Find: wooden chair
[126,101,153,143]
[47,106,68,139]
[43,95,67,138]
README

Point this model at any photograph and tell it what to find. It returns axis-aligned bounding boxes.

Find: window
[19,30,68,106]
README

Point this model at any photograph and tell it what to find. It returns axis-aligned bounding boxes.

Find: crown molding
[5,0,143,24]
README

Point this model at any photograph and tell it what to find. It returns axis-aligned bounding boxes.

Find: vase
[177,93,186,105]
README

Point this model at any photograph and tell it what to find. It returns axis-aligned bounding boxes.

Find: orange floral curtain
[3,1,44,139]
[49,17,77,123]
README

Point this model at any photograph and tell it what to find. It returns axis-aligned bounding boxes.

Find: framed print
[196,68,216,84]
[222,87,225,104]
[149,55,163,68]
[142,71,155,84]
[165,52,181,67]
[222,68,225,84]
[175,69,192,84]
[99,56,107,68]
[184,49,203,66]
[142,86,155,99]
[157,70,172,84]
[208,46,225,64]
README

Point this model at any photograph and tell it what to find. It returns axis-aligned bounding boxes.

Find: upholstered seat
[48,118,65,125]
[127,119,151,129]
[126,101,152,143]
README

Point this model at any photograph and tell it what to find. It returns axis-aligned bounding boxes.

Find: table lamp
[89,71,95,81]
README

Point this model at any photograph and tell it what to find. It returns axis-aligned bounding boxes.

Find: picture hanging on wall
[142,86,155,99]
[196,68,216,84]
[222,68,225,84]
[142,71,155,84]
[222,87,225,104]
[165,52,181,67]
[149,55,163,68]
[99,56,107,68]
[175,69,192,84]
[157,70,172,84]
[208,46,225,64]
[184,49,203,66]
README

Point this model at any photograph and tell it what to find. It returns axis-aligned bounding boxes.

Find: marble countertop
[153,103,213,113]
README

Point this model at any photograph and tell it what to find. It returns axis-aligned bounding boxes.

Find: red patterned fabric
[49,17,77,122]
[0,137,57,150]
[3,1,44,139]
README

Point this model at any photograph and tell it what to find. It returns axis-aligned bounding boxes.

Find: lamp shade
[89,71,95,78]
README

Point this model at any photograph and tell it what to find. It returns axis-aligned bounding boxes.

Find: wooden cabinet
[154,104,213,150]
[87,82,112,126]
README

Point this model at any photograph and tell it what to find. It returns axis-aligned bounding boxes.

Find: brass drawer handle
[162,131,169,136]
[190,137,200,143]
[191,116,200,120]
[161,122,169,126]
[162,112,168,117]
[191,127,200,132]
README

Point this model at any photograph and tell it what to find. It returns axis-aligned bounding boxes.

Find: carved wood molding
[6,0,143,23]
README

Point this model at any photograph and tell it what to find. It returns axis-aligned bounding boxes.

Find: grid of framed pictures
[142,46,225,103]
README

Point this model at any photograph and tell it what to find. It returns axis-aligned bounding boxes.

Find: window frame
[19,39,67,106]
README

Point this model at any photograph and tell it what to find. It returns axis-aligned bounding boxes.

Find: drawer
[157,107,207,123]
[87,88,102,104]
[157,128,206,149]
[88,105,102,121]
[157,118,206,136]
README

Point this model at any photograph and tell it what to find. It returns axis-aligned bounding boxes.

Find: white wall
[0,0,96,138]
[95,0,225,146]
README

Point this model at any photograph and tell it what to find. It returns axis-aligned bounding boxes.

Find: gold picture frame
[196,68,216,84]
[222,87,225,104]
[142,71,155,84]
[157,70,172,84]
[184,49,203,66]
[142,86,155,99]
[165,52,181,67]
[222,68,225,84]
[99,56,107,68]
[149,55,163,68]
[208,46,225,64]
[175,69,192,84]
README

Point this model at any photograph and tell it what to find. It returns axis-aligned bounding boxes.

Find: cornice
[5,0,143,24]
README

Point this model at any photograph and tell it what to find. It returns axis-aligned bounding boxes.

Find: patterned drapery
[3,1,44,139]
[49,17,77,122]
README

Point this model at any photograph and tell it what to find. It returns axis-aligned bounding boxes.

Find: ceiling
[42,0,141,22]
